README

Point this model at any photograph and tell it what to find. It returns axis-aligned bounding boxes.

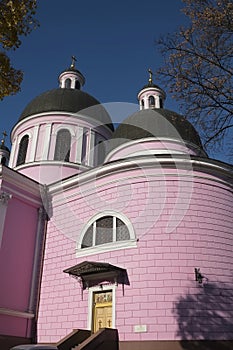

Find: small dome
[0,131,10,152]
[19,88,114,131]
[140,81,164,92]
[108,108,203,151]
[64,66,83,74]
[0,143,10,152]
[59,56,85,87]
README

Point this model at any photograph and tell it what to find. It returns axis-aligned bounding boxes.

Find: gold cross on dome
[71,55,77,68]
[148,68,153,84]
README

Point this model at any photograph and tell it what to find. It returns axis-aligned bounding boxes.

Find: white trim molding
[49,154,233,198]
[76,239,137,258]
[105,137,207,163]
[0,307,34,319]
[0,191,12,248]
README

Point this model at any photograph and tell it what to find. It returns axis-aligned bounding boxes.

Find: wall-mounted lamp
[195,268,204,284]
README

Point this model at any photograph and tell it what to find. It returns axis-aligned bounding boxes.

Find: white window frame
[15,132,32,167]
[76,211,137,257]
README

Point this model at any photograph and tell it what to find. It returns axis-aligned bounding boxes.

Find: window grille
[81,215,131,249]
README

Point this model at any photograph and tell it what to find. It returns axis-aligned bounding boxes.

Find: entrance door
[93,290,112,332]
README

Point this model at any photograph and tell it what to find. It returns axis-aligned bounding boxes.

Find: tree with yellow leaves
[157,0,233,159]
[0,0,38,100]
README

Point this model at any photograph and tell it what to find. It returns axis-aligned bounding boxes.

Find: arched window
[141,99,144,109]
[16,135,29,166]
[75,80,80,89]
[97,140,105,165]
[54,129,71,162]
[95,134,105,165]
[159,97,163,108]
[149,95,155,107]
[81,215,131,249]
[65,78,71,88]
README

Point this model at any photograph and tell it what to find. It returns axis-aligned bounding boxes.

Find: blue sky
[0,0,230,162]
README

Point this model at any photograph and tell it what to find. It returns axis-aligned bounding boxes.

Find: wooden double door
[93,290,113,332]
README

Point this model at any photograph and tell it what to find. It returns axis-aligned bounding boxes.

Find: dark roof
[62,67,83,75]
[64,261,125,276]
[64,261,129,290]
[19,88,114,131]
[141,82,163,90]
[0,143,10,152]
[108,108,203,152]
[138,81,166,97]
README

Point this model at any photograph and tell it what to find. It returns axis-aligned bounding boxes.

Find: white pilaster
[144,96,149,109]
[85,129,91,166]
[29,125,40,162]
[88,130,95,167]
[0,192,12,248]
[75,127,83,163]
[42,124,52,160]
[9,136,18,168]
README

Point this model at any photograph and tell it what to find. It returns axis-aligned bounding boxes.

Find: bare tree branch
[156,0,233,161]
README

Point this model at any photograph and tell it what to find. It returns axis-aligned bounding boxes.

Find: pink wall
[18,163,82,185]
[0,197,38,310]
[0,314,30,338]
[37,161,233,343]
[0,168,42,338]
[105,139,205,163]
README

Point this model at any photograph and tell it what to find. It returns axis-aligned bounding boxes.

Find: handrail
[56,329,91,350]
[76,328,119,350]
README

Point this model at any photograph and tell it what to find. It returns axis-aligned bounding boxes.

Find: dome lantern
[0,131,10,166]
[138,69,166,110]
[59,56,85,90]
[10,60,114,184]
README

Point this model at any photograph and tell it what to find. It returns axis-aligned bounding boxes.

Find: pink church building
[0,60,233,350]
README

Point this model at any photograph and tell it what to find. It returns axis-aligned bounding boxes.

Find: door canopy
[63,261,129,290]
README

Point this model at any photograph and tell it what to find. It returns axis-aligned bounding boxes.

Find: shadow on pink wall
[174,282,233,349]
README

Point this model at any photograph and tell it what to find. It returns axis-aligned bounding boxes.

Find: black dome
[141,82,164,91]
[109,108,203,151]
[19,88,114,131]
[0,144,10,152]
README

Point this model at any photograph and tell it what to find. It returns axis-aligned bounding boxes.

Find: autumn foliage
[0,0,38,99]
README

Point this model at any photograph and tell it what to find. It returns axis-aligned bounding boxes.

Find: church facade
[0,61,233,350]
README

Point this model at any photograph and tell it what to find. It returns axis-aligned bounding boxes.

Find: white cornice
[137,86,166,99]
[0,307,34,319]
[48,155,233,199]
[0,165,43,204]
[14,160,91,171]
[105,137,207,162]
[11,111,113,140]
